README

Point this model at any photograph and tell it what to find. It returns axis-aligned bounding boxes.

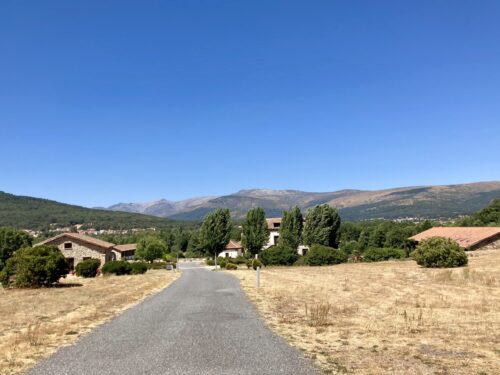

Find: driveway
[28,261,319,374]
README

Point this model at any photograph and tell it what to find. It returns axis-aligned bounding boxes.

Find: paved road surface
[28,261,319,375]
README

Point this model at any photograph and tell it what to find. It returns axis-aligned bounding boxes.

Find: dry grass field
[233,250,500,375]
[0,270,179,375]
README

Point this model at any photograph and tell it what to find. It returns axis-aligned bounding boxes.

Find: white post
[214,252,217,270]
[256,266,260,288]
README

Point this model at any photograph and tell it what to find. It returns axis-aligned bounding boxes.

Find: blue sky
[1,0,499,207]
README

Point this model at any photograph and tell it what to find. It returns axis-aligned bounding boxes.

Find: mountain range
[105,181,500,221]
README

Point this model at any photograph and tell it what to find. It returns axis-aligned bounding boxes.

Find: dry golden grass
[0,270,179,375]
[233,250,500,375]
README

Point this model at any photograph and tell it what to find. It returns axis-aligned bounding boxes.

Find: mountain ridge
[106,181,500,221]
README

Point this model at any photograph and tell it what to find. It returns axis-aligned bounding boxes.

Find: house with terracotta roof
[36,233,137,270]
[264,218,309,255]
[218,240,243,258]
[410,227,500,251]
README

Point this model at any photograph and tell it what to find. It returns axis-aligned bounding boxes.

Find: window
[273,223,280,228]
[64,242,73,249]
[82,257,91,261]
[273,235,279,245]
[225,253,229,258]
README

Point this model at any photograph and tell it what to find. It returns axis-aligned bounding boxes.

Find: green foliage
[136,236,167,263]
[0,245,68,287]
[0,227,33,270]
[412,237,468,268]
[305,245,347,266]
[0,191,192,231]
[130,262,148,274]
[260,245,299,266]
[233,256,247,265]
[148,261,176,269]
[278,206,303,250]
[251,258,263,270]
[206,258,215,266]
[303,205,341,248]
[225,263,237,270]
[199,209,232,255]
[241,208,269,255]
[339,222,361,243]
[340,240,359,255]
[363,248,406,262]
[216,257,228,268]
[75,258,101,278]
[101,261,132,275]
[456,198,500,226]
[293,256,306,266]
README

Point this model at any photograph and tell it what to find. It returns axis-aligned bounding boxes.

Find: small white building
[218,240,244,258]
[264,217,309,255]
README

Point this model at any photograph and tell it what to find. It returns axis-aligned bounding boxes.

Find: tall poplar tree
[278,206,303,250]
[241,208,269,255]
[303,204,341,248]
[199,209,232,256]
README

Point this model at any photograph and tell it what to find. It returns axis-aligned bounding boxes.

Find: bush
[225,263,237,270]
[305,245,348,266]
[0,245,68,287]
[101,260,132,275]
[363,248,406,262]
[260,245,299,266]
[233,256,247,265]
[147,261,176,270]
[206,258,215,266]
[75,259,101,278]
[250,259,262,270]
[293,256,306,266]
[130,262,148,275]
[412,237,468,268]
[216,257,227,268]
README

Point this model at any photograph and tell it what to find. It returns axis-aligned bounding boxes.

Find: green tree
[358,230,370,250]
[278,206,303,250]
[136,236,167,263]
[241,208,268,255]
[0,245,68,287]
[0,227,33,270]
[303,205,341,248]
[412,237,468,268]
[199,209,232,256]
[175,227,190,252]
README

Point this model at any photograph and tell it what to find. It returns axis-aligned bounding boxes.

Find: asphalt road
[28,261,319,375]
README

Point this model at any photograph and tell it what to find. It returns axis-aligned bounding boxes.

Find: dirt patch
[0,270,180,375]
[231,249,500,374]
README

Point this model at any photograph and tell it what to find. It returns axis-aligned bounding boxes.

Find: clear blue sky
[1,1,499,207]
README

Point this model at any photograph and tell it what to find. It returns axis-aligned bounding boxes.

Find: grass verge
[231,250,500,374]
[0,270,180,375]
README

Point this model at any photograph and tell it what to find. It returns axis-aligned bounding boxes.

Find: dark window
[273,235,279,245]
[273,223,280,228]
[82,257,91,261]
[64,242,73,249]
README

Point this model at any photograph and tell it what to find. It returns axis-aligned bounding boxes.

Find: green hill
[0,191,193,230]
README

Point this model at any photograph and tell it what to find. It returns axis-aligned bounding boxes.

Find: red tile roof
[225,240,243,250]
[410,227,500,249]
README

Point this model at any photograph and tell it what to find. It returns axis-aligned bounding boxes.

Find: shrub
[130,262,148,275]
[216,257,227,268]
[225,263,238,270]
[101,260,132,275]
[363,247,406,262]
[305,245,348,266]
[260,245,299,266]
[206,258,215,266]
[147,261,176,270]
[75,259,101,278]
[233,256,247,265]
[412,237,468,268]
[251,259,263,270]
[0,245,68,288]
[136,236,166,263]
[293,256,306,266]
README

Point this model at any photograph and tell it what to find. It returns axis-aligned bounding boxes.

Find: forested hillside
[0,192,193,230]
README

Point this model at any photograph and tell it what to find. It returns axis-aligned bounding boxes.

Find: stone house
[36,233,136,270]
[410,227,500,251]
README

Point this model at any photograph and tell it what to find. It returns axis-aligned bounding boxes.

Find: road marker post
[256,266,260,288]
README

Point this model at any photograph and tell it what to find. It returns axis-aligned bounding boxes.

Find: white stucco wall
[218,249,243,258]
